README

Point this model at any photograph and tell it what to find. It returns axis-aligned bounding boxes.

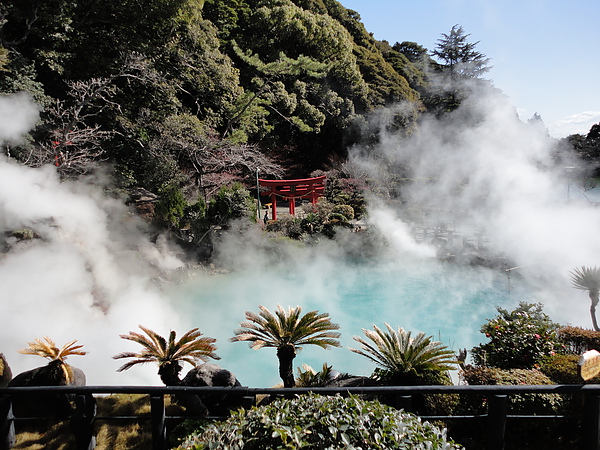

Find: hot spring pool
[171,258,532,387]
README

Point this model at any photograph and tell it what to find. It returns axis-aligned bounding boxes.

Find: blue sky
[340,0,600,138]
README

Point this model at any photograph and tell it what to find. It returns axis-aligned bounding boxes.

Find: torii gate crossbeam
[258,176,326,220]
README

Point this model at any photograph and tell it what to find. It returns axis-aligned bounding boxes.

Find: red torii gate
[259,176,326,220]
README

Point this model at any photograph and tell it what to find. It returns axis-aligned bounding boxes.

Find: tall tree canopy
[431,24,491,79]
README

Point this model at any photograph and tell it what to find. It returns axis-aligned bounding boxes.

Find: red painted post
[271,193,277,220]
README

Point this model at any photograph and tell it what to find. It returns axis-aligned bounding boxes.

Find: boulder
[182,364,248,416]
[8,360,87,419]
[0,354,12,387]
[183,363,241,388]
[0,354,14,450]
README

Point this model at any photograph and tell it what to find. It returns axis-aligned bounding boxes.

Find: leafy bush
[457,367,577,449]
[460,367,564,414]
[178,393,463,449]
[539,353,600,384]
[324,176,367,219]
[331,204,355,221]
[154,186,187,229]
[538,354,581,384]
[206,183,254,226]
[557,326,600,355]
[471,302,562,369]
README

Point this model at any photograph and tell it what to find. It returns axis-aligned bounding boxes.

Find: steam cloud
[348,83,598,324]
[1,82,597,387]
[0,93,189,385]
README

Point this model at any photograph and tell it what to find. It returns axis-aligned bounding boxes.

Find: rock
[182,364,248,416]
[8,360,86,419]
[0,354,12,387]
[183,363,241,388]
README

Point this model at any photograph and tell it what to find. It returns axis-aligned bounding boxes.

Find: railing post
[0,395,14,450]
[71,394,96,450]
[395,394,413,412]
[583,393,600,450]
[486,394,507,450]
[151,395,167,450]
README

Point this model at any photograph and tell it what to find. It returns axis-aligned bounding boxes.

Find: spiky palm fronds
[350,324,458,379]
[19,337,86,385]
[230,304,341,351]
[231,305,341,387]
[296,363,337,387]
[19,337,87,362]
[113,325,220,373]
[570,266,600,294]
[570,266,600,331]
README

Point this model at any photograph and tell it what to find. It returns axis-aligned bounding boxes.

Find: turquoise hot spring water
[170,257,532,388]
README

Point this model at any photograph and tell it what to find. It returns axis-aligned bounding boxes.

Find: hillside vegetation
[2,0,598,234]
[0,0,474,195]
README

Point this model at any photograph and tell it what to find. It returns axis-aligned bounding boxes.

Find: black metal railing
[1,384,600,450]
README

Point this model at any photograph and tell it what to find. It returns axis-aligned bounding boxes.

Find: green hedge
[178,393,463,449]
[557,326,600,355]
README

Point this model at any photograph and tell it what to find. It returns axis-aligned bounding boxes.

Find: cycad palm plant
[230,305,341,387]
[296,363,338,387]
[113,325,220,385]
[19,337,87,385]
[350,324,458,384]
[570,266,600,331]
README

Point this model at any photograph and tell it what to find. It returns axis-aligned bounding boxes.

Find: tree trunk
[590,292,600,332]
[158,362,182,387]
[158,362,208,416]
[277,345,296,388]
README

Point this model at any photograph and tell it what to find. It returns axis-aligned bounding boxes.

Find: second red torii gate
[259,176,325,220]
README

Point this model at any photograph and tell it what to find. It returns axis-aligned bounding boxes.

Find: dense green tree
[221,0,367,151]
[567,123,600,164]
[154,186,187,229]
[205,183,255,226]
[0,0,488,205]
[230,304,341,387]
[431,24,491,79]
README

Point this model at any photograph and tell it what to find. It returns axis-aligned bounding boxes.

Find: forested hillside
[0,0,439,191]
[1,0,597,209]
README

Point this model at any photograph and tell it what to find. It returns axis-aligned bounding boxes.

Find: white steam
[1,81,596,388]
[349,83,598,324]
[0,92,40,143]
[0,93,191,385]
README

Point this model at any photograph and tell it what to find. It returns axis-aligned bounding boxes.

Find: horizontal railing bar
[0,384,595,395]
[506,415,580,419]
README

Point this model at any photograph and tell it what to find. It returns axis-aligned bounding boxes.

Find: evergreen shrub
[539,353,600,384]
[461,367,564,414]
[331,204,354,221]
[557,326,600,355]
[154,186,187,229]
[178,393,463,449]
[471,302,561,369]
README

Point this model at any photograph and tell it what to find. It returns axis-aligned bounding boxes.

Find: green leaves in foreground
[178,393,463,449]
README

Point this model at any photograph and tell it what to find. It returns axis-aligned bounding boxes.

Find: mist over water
[171,256,529,387]
[1,83,598,387]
